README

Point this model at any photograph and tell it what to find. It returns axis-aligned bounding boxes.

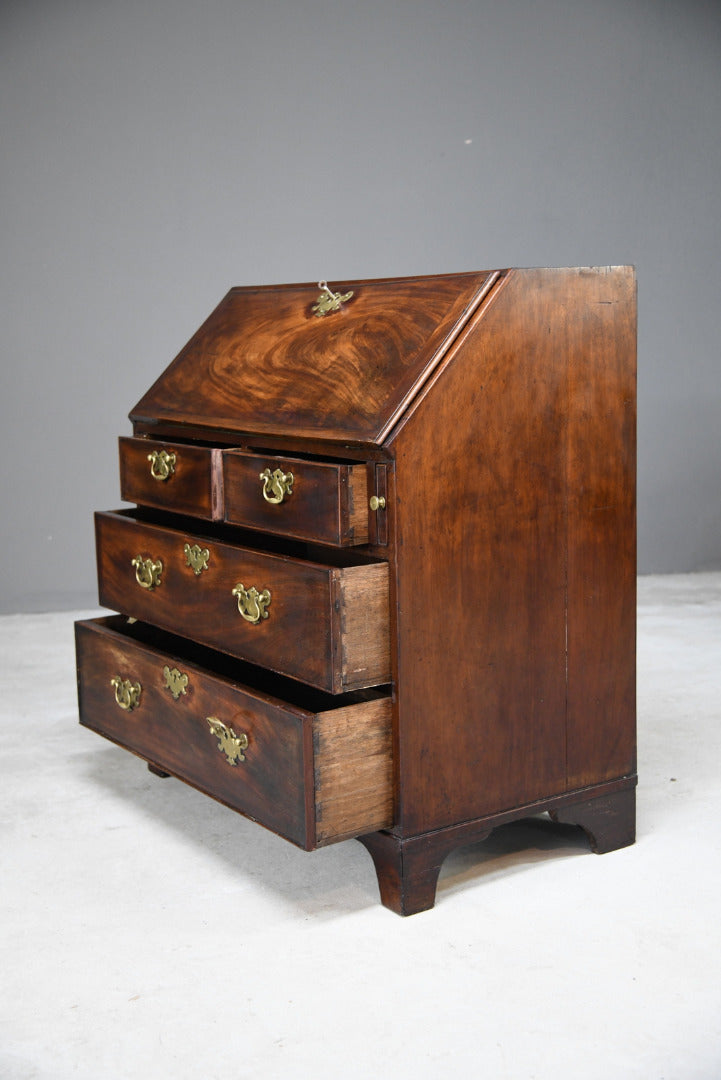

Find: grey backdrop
[2,0,720,613]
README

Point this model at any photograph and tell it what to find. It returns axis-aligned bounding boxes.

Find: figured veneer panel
[130,273,498,444]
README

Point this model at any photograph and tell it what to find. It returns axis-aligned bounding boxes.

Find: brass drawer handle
[232,583,271,624]
[111,675,142,712]
[132,555,163,590]
[163,665,189,700]
[148,448,176,481]
[207,716,248,765]
[260,467,294,504]
[184,543,210,575]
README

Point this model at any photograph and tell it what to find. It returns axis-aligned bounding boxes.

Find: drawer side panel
[313,698,394,844]
[335,563,392,692]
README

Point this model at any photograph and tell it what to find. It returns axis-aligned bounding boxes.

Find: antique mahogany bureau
[75,267,637,915]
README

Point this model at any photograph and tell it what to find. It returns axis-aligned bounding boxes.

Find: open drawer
[222,449,369,545]
[95,510,391,693]
[75,617,393,849]
[119,436,224,520]
[119,437,372,546]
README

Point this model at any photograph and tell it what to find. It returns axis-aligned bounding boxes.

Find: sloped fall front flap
[130,271,499,445]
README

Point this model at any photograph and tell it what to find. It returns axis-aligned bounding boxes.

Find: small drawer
[75,617,393,849]
[223,451,368,546]
[119,437,223,520]
[95,510,391,693]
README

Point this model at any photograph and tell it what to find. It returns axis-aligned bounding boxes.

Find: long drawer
[119,437,370,546]
[95,510,391,693]
[75,617,394,849]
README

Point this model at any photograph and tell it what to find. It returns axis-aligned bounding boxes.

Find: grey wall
[2,0,720,612]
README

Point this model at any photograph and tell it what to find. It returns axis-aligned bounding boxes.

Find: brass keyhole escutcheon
[207,717,248,765]
[311,280,354,317]
[132,555,163,590]
[163,665,189,701]
[184,543,210,576]
[260,467,294,505]
[232,583,271,624]
[111,675,142,712]
[148,449,176,481]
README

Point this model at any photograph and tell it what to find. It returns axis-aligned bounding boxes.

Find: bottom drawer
[75,617,393,849]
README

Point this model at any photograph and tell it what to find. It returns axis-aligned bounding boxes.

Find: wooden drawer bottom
[75,617,393,849]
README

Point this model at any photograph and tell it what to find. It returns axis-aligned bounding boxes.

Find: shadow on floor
[82,741,593,918]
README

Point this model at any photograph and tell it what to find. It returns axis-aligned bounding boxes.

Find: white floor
[1,574,720,1080]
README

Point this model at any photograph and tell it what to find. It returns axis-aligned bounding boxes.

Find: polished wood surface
[95,510,390,692]
[78,266,637,914]
[76,617,393,849]
[564,268,637,788]
[130,272,496,444]
[119,436,224,520]
[361,779,636,915]
[387,267,636,837]
[223,450,369,545]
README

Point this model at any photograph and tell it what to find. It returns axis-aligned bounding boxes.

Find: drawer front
[95,511,390,693]
[223,451,368,546]
[75,618,393,848]
[119,437,223,519]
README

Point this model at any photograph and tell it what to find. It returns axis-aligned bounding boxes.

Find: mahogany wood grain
[388,270,568,832]
[119,436,223,519]
[76,617,393,848]
[131,421,394,463]
[360,778,636,914]
[95,510,390,692]
[223,450,369,546]
[129,273,497,444]
[78,266,637,915]
[76,617,308,845]
[385,266,636,838]
[550,788,636,853]
[564,267,637,787]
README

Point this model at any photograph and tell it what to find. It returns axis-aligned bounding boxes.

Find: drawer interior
[116,507,383,568]
[95,615,390,711]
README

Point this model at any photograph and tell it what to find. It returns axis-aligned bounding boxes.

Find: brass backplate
[207,717,248,765]
[163,665,189,700]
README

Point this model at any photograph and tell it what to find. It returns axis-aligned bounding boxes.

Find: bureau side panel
[388,270,569,833]
[565,267,636,786]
